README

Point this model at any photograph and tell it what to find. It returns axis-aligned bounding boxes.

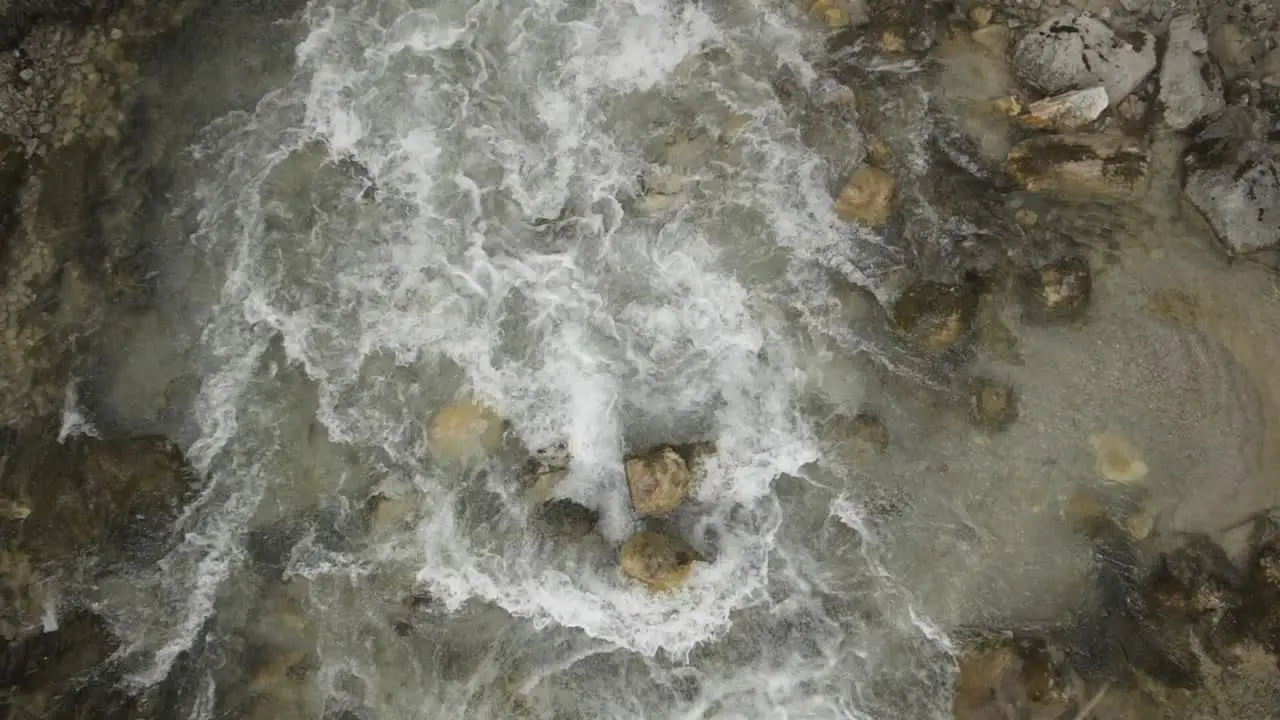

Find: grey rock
[1013,12,1156,106]
[1159,15,1225,130]
[1184,147,1280,256]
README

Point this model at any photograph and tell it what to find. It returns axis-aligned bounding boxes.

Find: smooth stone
[619,531,700,590]
[425,402,504,463]
[834,166,895,227]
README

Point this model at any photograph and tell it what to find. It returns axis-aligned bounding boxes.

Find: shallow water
[67,0,1280,717]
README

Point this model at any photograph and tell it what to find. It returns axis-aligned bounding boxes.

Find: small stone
[1089,432,1148,483]
[1159,15,1225,131]
[992,96,1023,117]
[1125,508,1154,539]
[834,166,895,226]
[625,446,692,517]
[18,69,34,83]
[880,31,906,54]
[364,493,411,536]
[889,281,978,356]
[1017,255,1092,322]
[1004,133,1150,201]
[969,6,994,27]
[425,402,504,464]
[110,28,124,40]
[0,498,31,520]
[971,24,1011,53]
[967,377,1018,431]
[810,0,851,29]
[1013,13,1157,106]
[620,531,700,590]
[1018,86,1109,131]
[1014,208,1039,227]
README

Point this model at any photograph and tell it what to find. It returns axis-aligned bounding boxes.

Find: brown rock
[1004,133,1150,201]
[625,447,692,517]
[1017,86,1108,132]
[889,281,978,356]
[619,531,700,590]
[952,635,1075,719]
[966,377,1017,431]
[834,166,895,226]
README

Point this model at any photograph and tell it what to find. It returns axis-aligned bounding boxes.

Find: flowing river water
[57,0,1280,717]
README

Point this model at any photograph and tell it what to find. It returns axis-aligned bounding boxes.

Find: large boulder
[1012,13,1156,106]
[1183,145,1280,257]
[625,447,693,518]
[1159,15,1226,131]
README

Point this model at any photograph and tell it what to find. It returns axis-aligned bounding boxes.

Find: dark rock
[1004,133,1150,201]
[889,281,979,356]
[1235,510,1280,654]
[1017,254,1092,323]
[535,499,599,540]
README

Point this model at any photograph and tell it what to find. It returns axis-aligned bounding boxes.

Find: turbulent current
[62,0,1273,717]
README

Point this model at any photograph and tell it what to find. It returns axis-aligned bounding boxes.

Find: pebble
[18,69,34,83]
[110,28,124,40]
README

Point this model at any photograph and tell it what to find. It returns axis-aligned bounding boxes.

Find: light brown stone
[620,531,700,590]
[625,447,692,517]
[425,402,504,463]
[834,166,895,226]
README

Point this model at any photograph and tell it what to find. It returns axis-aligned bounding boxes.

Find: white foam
[122,0,961,712]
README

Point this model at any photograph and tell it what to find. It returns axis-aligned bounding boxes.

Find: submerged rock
[426,402,505,464]
[1089,432,1149,484]
[1017,86,1108,131]
[1017,254,1092,323]
[952,634,1075,719]
[1183,146,1280,257]
[966,377,1018,431]
[1159,15,1226,131]
[521,441,571,503]
[834,166,895,227]
[535,499,600,540]
[625,446,692,518]
[1004,133,1149,201]
[835,411,890,457]
[619,531,700,590]
[889,281,979,356]
[1012,13,1156,106]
